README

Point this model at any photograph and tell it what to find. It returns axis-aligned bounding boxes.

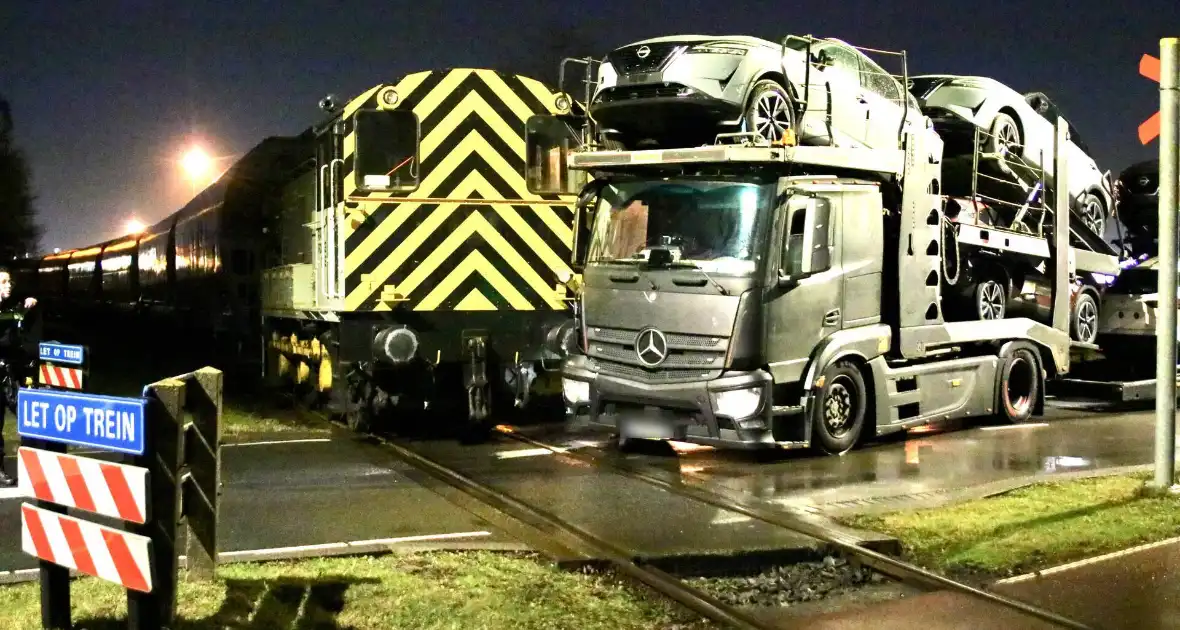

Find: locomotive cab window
[354,110,420,192]
[525,115,586,195]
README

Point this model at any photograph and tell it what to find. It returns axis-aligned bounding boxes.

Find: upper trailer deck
[567,135,908,177]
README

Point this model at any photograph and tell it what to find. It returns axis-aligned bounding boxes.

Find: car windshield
[1025,91,1091,153]
[586,179,774,276]
[906,77,950,100]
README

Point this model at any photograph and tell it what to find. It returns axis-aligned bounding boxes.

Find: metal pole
[1153,37,1180,491]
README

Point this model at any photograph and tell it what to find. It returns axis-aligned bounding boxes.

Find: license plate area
[618,72,663,86]
[618,405,679,439]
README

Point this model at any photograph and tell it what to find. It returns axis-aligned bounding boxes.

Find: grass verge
[220,399,332,441]
[0,552,713,630]
[839,472,1180,580]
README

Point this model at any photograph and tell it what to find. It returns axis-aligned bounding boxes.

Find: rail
[296,404,772,628]
[497,428,1093,630]
[779,34,912,151]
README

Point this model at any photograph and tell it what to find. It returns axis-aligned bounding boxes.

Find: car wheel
[1075,191,1107,237]
[1071,291,1100,345]
[975,278,1007,320]
[743,80,796,144]
[987,112,1022,157]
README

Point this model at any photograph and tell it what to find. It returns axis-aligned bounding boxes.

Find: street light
[180,146,213,195]
[125,218,145,235]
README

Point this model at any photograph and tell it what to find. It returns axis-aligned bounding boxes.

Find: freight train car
[13,67,589,440]
[11,135,318,370]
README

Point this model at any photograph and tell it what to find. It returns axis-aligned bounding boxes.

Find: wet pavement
[401,432,826,565]
[510,399,1172,516]
[0,434,509,572]
[993,538,1180,630]
[765,590,1064,629]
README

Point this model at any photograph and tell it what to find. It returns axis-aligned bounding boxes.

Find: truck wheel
[997,348,1039,423]
[1071,292,1100,345]
[812,360,867,455]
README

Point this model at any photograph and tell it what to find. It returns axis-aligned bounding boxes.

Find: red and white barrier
[20,503,152,593]
[17,447,147,524]
[39,364,83,389]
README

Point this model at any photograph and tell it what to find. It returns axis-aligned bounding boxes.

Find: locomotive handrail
[327,157,345,300]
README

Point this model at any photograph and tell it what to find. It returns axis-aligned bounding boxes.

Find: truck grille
[607,42,682,74]
[585,326,728,383]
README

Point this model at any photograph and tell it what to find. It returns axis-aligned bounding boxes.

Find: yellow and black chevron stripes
[338,68,578,314]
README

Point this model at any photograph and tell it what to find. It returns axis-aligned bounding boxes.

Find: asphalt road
[507,398,1174,516]
[0,434,509,573]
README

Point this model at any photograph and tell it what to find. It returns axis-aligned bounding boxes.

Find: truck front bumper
[560,354,793,450]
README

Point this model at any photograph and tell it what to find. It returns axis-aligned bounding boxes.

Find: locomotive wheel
[996,347,1039,424]
[811,360,867,455]
[345,377,374,433]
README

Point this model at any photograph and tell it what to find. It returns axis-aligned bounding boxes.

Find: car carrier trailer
[558,118,1108,454]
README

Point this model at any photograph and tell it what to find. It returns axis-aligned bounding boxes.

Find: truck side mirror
[778,197,832,287]
[571,181,605,271]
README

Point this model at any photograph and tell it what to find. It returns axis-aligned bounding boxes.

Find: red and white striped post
[24,342,92,629]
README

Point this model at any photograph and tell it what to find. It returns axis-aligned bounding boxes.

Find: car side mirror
[811,50,833,68]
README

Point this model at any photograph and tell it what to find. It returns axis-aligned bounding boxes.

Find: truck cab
[561,128,1078,455]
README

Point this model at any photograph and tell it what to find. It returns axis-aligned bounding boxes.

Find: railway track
[492,426,1094,630]
[293,399,1090,629]
[490,427,1095,627]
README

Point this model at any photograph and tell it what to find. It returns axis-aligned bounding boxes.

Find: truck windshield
[586,179,773,275]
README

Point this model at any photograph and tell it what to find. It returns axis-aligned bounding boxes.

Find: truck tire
[812,360,867,455]
[997,347,1039,423]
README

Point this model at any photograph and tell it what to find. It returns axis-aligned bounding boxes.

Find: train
[11,67,593,439]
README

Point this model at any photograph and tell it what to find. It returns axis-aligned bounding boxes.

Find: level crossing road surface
[511,398,1180,517]
[0,433,511,572]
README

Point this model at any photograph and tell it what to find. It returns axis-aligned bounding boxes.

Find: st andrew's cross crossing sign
[16,388,146,455]
[1141,53,1163,144]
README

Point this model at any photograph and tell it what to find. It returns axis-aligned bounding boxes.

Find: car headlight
[563,378,590,405]
[688,44,747,56]
[712,387,762,419]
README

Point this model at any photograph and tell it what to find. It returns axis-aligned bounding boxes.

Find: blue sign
[38,342,84,366]
[17,388,146,455]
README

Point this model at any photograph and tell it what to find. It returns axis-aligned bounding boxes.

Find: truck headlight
[712,387,762,419]
[563,378,590,405]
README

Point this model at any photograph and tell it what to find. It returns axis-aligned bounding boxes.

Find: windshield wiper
[671,262,729,296]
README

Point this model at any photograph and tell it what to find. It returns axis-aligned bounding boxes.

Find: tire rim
[995,119,1020,154]
[1077,298,1098,343]
[978,281,1005,319]
[1081,197,1105,235]
[1005,357,1034,416]
[823,378,855,437]
[752,91,792,142]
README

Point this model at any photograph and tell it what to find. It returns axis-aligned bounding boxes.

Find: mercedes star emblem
[634,327,668,367]
[636,45,651,59]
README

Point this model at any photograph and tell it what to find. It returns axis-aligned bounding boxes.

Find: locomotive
[12,67,591,438]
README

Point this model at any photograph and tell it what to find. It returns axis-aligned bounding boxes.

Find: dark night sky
[2,0,1177,251]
